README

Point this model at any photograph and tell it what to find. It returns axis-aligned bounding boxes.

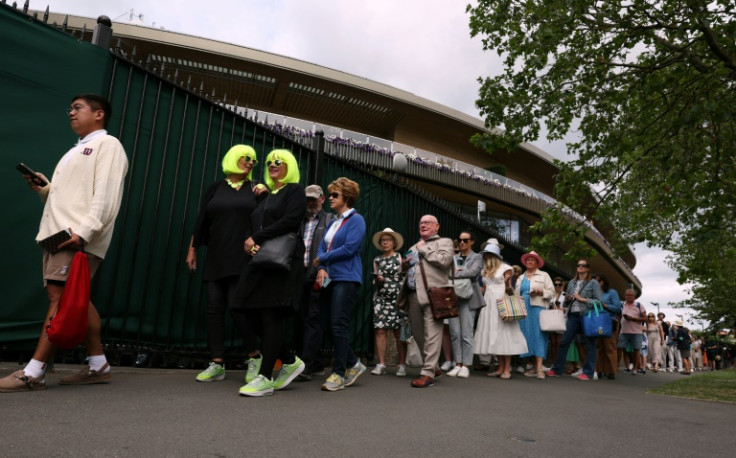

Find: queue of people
[4,94,720,396]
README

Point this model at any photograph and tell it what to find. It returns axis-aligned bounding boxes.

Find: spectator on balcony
[314,177,367,392]
[516,251,554,379]
[187,145,266,383]
[474,242,528,379]
[234,149,307,397]
[370,228,407,377]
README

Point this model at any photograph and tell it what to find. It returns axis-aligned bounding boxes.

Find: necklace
[226,177,246,189]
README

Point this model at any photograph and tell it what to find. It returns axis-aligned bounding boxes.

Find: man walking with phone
[1,94,128,392]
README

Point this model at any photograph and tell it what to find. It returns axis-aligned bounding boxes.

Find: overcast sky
[37,0,695,326]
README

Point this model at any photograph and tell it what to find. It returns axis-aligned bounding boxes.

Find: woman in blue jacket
[313,177,367,392]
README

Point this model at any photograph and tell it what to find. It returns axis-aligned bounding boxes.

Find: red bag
[46,251,90,349]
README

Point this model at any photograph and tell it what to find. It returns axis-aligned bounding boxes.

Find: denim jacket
[565,278,602,313]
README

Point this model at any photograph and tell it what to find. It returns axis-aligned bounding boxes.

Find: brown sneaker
[60,363,111,385]
[0,370,47,393]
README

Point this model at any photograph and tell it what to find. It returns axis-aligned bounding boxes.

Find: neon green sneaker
[273,356,305,390]
[239,374,274,397]
[245,355,262,383]
[196,362,225,382]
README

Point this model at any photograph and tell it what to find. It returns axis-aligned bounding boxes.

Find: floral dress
[372,253,405,329]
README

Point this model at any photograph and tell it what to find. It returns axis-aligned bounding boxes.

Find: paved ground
[1,363,733,457]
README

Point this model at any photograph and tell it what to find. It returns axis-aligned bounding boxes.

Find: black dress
[233,183,306,310]
[191,180,261,282]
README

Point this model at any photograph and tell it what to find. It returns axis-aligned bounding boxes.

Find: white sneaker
[457,366,470,378]
[525,363,533,370]
[541,365,551,372]
[447,366,462,377]
[440,361,455,372]
[371,364,386,375]
[516,365,526,374]
[628,363,634,371]
[571,369,583,377]
[396,365,406,377]
[593,371,599,380]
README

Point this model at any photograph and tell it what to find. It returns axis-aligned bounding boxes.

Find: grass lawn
[648,369,736,404]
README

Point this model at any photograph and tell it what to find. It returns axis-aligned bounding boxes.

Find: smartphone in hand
[16,163,48,187]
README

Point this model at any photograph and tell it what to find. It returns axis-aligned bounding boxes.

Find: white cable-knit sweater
[36,130,128,259]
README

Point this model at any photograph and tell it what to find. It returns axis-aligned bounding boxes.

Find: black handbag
[250,232,297,271]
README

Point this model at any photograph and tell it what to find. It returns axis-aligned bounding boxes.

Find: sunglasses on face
[329,192,340,199]
[242,156,257,164]
[458,238,471,243]
[577,263,589,268]
[554,283,562,286]
[266,159,284,167]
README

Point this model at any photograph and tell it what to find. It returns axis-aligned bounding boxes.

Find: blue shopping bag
[582,301,612,338]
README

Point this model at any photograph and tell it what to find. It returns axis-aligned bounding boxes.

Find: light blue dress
[519,276,548,359]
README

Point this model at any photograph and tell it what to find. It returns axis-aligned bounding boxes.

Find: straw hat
[372,228,404,251]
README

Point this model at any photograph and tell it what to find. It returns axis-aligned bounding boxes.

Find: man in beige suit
[397,215,454,387]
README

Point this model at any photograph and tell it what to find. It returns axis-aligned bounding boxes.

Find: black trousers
[206,276,258,360]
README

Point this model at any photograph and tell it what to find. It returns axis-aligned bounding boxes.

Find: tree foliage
[467,0,736,327]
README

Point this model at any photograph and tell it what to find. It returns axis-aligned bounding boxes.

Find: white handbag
[454,278,473,299]
[539,309,566,332]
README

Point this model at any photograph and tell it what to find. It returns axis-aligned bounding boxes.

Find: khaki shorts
[43,249,101,284]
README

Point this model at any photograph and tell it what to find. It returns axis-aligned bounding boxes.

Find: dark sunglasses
[266,159,284,167]
[458,238,471,243]
[554,283,562,286]
[242,156,257,164]
[329,192,340,199]
[577,263,589,268]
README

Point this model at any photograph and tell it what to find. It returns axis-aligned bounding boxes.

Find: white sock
[24,359,47,379]
[88,355,109,373]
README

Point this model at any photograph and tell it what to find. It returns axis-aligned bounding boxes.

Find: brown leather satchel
[419,258,458,320]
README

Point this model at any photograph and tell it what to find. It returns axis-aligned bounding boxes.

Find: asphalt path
[1,363,733,457]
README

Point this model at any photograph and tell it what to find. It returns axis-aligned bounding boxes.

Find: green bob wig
[221,144,257,181]
[264,149,300,190]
